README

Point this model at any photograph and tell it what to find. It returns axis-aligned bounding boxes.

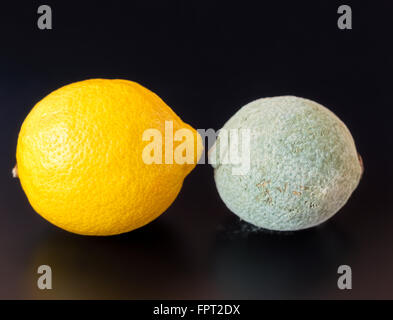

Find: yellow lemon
[15,79,202,236]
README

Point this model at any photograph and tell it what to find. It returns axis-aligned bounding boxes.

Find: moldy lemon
[14,79,202,236]
[209,96,362,231]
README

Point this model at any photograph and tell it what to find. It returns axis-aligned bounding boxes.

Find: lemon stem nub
[358,153,364,177]
[12,164,18,178]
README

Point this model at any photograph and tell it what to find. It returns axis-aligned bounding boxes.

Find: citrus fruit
[209,96,362,231]
[15,79,202,235]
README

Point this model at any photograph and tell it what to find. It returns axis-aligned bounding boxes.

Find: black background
[0,0,392,299]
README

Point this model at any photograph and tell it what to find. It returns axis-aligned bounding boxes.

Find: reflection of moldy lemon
[14,79,203,236]
[209,96,363,231]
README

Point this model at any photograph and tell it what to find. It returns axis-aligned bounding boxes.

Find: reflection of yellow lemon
[15,79,202,236]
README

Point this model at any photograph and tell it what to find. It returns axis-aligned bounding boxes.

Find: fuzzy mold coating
[209,96,362,231]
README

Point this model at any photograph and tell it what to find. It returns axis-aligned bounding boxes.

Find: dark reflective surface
[1,1,392,299]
